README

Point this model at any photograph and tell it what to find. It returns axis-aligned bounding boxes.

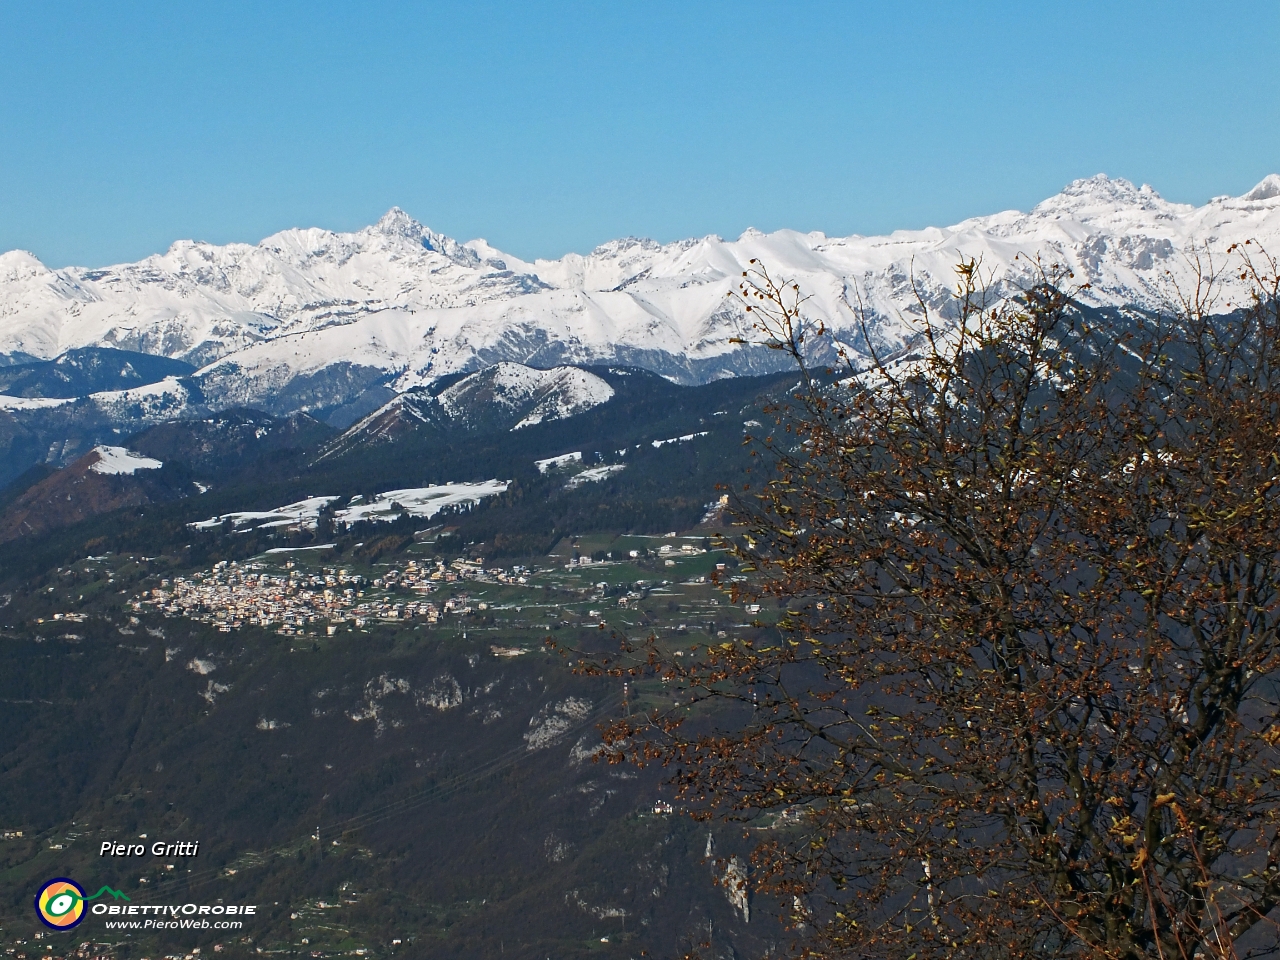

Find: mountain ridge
[3,174,1280,420]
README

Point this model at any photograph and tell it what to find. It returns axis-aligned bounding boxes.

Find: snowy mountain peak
[0,249,51,281]
[374,206,426,238]
[1068,173,1157,201]
[589,237,662,258]
[437,362,614,428]
[1242,174,1280,203]
[367,207,480,267]
[1033,174,1174,219]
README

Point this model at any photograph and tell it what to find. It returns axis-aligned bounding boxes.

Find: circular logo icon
[35,878,86,929]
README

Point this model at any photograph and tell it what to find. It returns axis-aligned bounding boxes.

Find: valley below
[0,365,793,960]
[0,526,781,960]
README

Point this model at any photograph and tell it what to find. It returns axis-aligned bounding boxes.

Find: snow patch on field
[565,464,626,488]
[89,445,163,474]
[651,431,708,448]
[190,495,340,531]
[536,452,582,473]
[0,394,74,410]
[189,481,509,533]
[334,481,509,524]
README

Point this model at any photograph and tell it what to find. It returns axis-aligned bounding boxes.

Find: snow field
[189,483,510,532]
[88,445,164,475]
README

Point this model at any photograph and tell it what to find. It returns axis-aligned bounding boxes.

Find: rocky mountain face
[320,363,616,459]
[2,174,1277,422]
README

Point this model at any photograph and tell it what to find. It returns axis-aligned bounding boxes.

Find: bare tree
[592,248,1280,958]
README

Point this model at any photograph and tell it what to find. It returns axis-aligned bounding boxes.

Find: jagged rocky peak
[589,236,663,258]
[374,206,425,239]
[1067,173,1159,201]
[371,207,479,267]
[1033,174,1173,217]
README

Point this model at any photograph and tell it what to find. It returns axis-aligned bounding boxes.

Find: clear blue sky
[2,1,1277,268]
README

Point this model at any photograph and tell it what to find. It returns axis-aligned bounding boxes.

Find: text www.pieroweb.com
[94,902,254,930]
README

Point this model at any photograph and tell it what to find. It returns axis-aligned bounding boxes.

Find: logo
[35,878,86,929]
[34,878,130,930]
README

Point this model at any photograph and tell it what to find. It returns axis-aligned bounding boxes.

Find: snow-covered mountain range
[317,363,616,460]
[3,173,1280,420]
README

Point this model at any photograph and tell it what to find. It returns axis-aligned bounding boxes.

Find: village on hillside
[132,536,730,640]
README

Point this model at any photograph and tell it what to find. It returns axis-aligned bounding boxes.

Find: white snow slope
[189,484,509,532]
[190,496,341,531]
[88,445,163,475]
[440,362,614,429]
[4,174,1280,413]
[329,363,615,448]
[334,481,510,524]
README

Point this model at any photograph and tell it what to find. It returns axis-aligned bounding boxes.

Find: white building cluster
[134,557,523,635]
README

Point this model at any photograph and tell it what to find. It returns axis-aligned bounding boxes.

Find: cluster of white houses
[134,557,526,635]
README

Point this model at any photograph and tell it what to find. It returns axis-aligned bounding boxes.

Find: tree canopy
[599,248,1280,958]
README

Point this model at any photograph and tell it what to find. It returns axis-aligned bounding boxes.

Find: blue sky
[2,1,1277,267]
